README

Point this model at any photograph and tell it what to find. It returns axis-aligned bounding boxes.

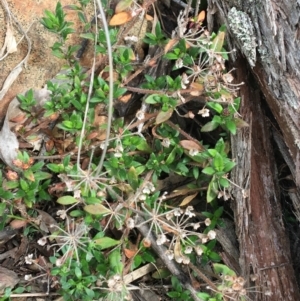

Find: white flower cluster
[228,7,257,67]
[160,206,216,264]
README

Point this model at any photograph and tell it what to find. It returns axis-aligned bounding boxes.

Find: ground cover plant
[0,0,262,300]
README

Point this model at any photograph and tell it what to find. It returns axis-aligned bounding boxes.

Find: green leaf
[213,263,236,276]
[24,169,35,182]
[34,172,52,181]
[109,248,123,274]
[171,276,182,292]
[202,167,215,175]
[234,117,249,128]
[155,22,162,38]
[196,292,211,300]
[94,237,120,250]
[62,120,73,128]
[0,203,6,216]
[136,140,152,153]
[142,251,155,263]
[57,196,78,205]
[115,0,133,12]
[207,102,223,114]
[75,266,82,279]
[211,30,226,52]
[209,251,221,262]
[84,287,95,299]
[5,181,19,189]
[84,204,111,215]
[145,94,161,104]
[207,149,217,157]
[164,52,179,60]
[47,163,63,173]
[214,206,223,218]
[201,121,219,132]
[193,166,199,179]
[128,166,139,190]
[80,32,95,40]
[214,138,225,154]
[167,292,181,298]
[132,255,143,269]
[213,153,224,172]
[219,177,230,188]
[165,147,177,165]
[20,178,29,191]
[225,119,237,135]
[152,268,171,279]
[30,161,44,172]
[223,161,236,172]
[207,179,218,203]
[225,119,236,135]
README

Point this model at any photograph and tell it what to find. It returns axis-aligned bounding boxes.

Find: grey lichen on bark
[228,7,257,67]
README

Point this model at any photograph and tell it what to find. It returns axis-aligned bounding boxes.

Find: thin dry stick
[188,261,219,292]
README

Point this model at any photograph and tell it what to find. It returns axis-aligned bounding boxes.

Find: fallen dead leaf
[0,267,19,294]
[109,12,133,26]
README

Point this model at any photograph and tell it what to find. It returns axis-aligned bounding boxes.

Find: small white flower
[207,230,216,240]
[109,177,117,184]
[126,218,135,229]
[195,245,203,256]
[25,254,34,264]
[139,194,147,201]
[166,211,174,220]
[193,222,201,230]
[175,255,183,263]
[182,256,190,264]
[160,191,168,200]
[204,218,211,226]
[116,143,123,152]
[165,250,174,260]
[74,189,81,199]
[143,182,155,193]
[181,73,189,89]
[189,149,199,156]
[37,237,47,246]
[174,208,183,216]
[114,152,123,158]
[184,246,193,254]
[107,278,115,288]
[185,206,195,218]
[187,111,195,119]
[136,110,145,120]
[264,290,272,296]
[24,274,32,281]
[113,274,121,281]
[57,210,67,220]
[198,108,210,117]
[201,235,208,243]
[175,58,183,69]
[162,138,171,148]
[124,35,138,44]
[156,234,168,245]
[142,187,151,195]
[100,142,106,150]
[55,257,64,267]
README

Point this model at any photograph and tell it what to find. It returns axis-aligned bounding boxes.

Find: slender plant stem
[94,0,114,177]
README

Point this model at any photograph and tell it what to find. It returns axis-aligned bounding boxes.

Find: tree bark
[207,0,300,300]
